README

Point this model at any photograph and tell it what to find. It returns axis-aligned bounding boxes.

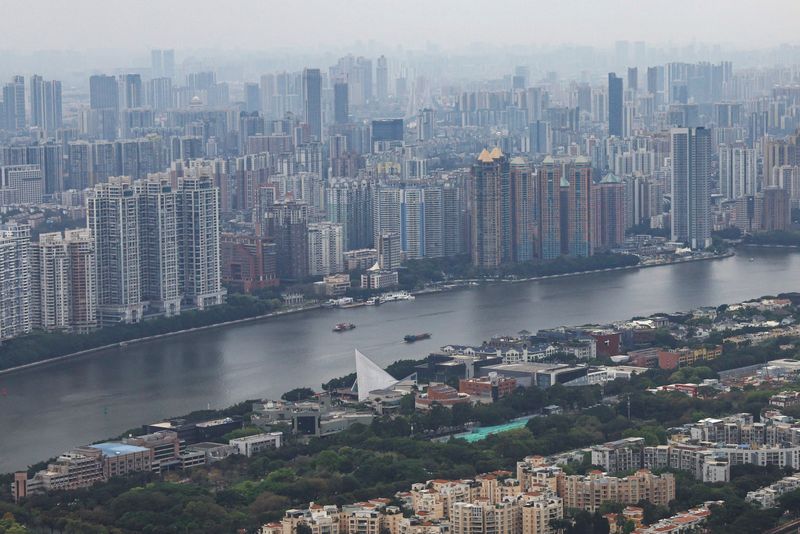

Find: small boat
[749,257,755,262]
[365,296,380,306]
[404,333,431,343]
[333,323,356,332]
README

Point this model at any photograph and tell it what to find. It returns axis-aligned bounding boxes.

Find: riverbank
[0,303,321,376]
[0,251,734,377]
[415,251,734,293]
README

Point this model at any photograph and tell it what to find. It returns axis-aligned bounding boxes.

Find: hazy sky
[2,0,799,52]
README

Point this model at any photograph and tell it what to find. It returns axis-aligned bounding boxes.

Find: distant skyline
[2,0,800,52]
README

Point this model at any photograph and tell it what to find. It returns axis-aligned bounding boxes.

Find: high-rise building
[326,178,373,250]
[592,173,626,251]
[119,74,143,109]
[418,108,435,141]
[627,67,638,92]
[608,73,623,137]
[67,141,93,190]
[509,157,536,261]
[177,174,226,309]
[148,78,173,111]
[538,157,562,260]
[30,229,97,334]
[89,75,119,140]
[151,50,163,77]
[377,231,401,270]
[0,224,32,341]
[373,184,444,260]
[2,76,26,130]
[303,68,322,141]
[163,50,175,79]
[135,176,181,316]
[761,186,791,232]
[244,82,261,113]
[670,127,711,249]
[30,75,62,133]
[0,164,43,204]
[333,81,349,125]
[376,55,388,101]
[470,148,507,268]
[561,157,592,257]
[308,222,344,276]
[265,200,309,281]
[719,143,757,200]
[87,177,145,325]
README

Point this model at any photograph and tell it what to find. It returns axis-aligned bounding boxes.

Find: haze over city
[3,1,800,533]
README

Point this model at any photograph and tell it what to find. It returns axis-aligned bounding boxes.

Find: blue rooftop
[90,442,149,456]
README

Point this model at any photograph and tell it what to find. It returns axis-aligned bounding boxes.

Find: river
[1,248,799,473]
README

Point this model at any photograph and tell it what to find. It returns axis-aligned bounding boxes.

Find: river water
[1,248,799,472]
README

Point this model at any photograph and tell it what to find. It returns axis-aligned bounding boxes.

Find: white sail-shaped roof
[355,349,398,401]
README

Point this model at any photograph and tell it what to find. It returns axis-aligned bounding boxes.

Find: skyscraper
[302,68,322,141]
[244,82,261,113]
[30,75,63,133]
[562,157,592,257]
[376,55,388,101]
[719,143,757,200]
[265,200,309,281]
[2,76,26,130]
[670,127,711,249]
[592,173,626,251]
[120,74,143,109]
[608,73,623,137]
[418,108,435,141]
[509,157,536,262]
[89,75,119,140]
[538,157,562,260]
[470,147,507,268]
[334,81,349,124]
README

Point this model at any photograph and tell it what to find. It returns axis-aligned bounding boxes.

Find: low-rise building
[458,374,517,403]
[229,432,283,457]
[415,384,471,410]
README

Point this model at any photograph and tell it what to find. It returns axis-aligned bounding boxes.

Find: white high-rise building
[719,144,757,200]
[308,222,344,276]
[177,173,226,309]
[0,224,32,341]
[87,177,145,325]
[0,164,43,204]
[31,229,97,333]
[135,176,181,316]
[671,127,711,249]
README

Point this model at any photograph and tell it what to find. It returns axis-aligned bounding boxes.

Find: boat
[380,291,415,303]
[749,257,755,262]
[333,323,356,332]
[365,296,381,306]
[404,333,431,343]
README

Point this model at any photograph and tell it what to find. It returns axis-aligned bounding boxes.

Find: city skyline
[2,0,800,52]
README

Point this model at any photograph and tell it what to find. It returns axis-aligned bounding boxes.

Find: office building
[333,81,349,125]
[308,222,344,276]
[670,127,711,249]
[376,55,388,101]
[119,74,143,109]
[608,73,623,137]
[220,233,277,293]
[418,108,435,141]
[303,68,322,141]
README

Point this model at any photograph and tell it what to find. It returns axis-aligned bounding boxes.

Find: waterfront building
[591,173,625,251]
[30,229,97,334]
[177,174,226,309]
[561,157,592,257]
[87,177,145,324]
[220,232,278,293]
[471,148,507,268]
[0,224,32,341]
[670,127,711,249]
[308,222,345,276]
[538,157,562,260]
[265,200,310,281]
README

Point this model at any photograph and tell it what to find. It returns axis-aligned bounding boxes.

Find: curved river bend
[1,248,799,472]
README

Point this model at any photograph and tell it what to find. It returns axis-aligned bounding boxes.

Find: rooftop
[90,442,150,456]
